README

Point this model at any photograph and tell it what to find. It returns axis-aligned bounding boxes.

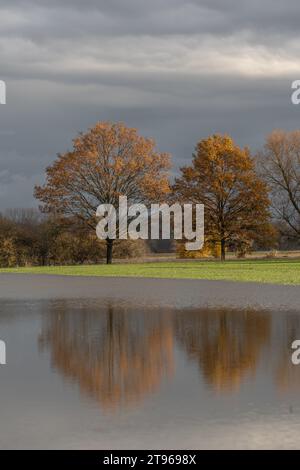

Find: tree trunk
[220,239,226,261]
[106,238,113,264]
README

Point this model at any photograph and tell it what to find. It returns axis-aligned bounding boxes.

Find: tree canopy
[174,134,272,260]
[35,122,171,263]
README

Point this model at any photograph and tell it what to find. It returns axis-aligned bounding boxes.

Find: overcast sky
[0,0,300,209]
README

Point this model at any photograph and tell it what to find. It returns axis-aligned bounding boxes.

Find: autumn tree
[0,237,17,267]
[34,122,170,263]
[259,130,300,241]
[5,209,61,266]
[174,134,272,260]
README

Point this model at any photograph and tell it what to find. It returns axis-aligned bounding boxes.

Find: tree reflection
[39,302,174,411]
[175,308,270,392]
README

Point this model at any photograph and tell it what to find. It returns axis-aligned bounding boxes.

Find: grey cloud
[1,1,300,42]
[0,0,300,208]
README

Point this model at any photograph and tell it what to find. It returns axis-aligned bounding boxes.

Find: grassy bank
[1,259,300,285]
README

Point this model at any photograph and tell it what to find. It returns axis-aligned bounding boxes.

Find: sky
[0,0,300,209]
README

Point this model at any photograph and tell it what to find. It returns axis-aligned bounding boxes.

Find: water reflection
[38,301,300,412]
[175,308,270,392]
[39,302,174,411]
[3,299,300,448]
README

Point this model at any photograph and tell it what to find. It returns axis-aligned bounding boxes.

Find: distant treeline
[0,207,297,268]
[0,209,147,267]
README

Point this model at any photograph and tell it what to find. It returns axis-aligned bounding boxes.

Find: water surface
[0,299,300,449]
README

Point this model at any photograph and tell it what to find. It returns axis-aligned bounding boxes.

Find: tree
[34,122,170,263]
[173,134,272,260]
[4,209,61,266]
[259,130,300,241]
[0,237,17,267]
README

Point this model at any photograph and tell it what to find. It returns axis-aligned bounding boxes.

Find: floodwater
[0,298,300,449]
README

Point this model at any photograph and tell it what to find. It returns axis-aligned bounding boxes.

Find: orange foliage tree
[174,134,272,260]
[34,122,170,263]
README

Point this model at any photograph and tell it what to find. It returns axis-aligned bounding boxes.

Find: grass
[0,259,300,285]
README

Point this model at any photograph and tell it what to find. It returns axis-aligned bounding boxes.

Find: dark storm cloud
[1,0,300,41]
[0,0,300,208]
